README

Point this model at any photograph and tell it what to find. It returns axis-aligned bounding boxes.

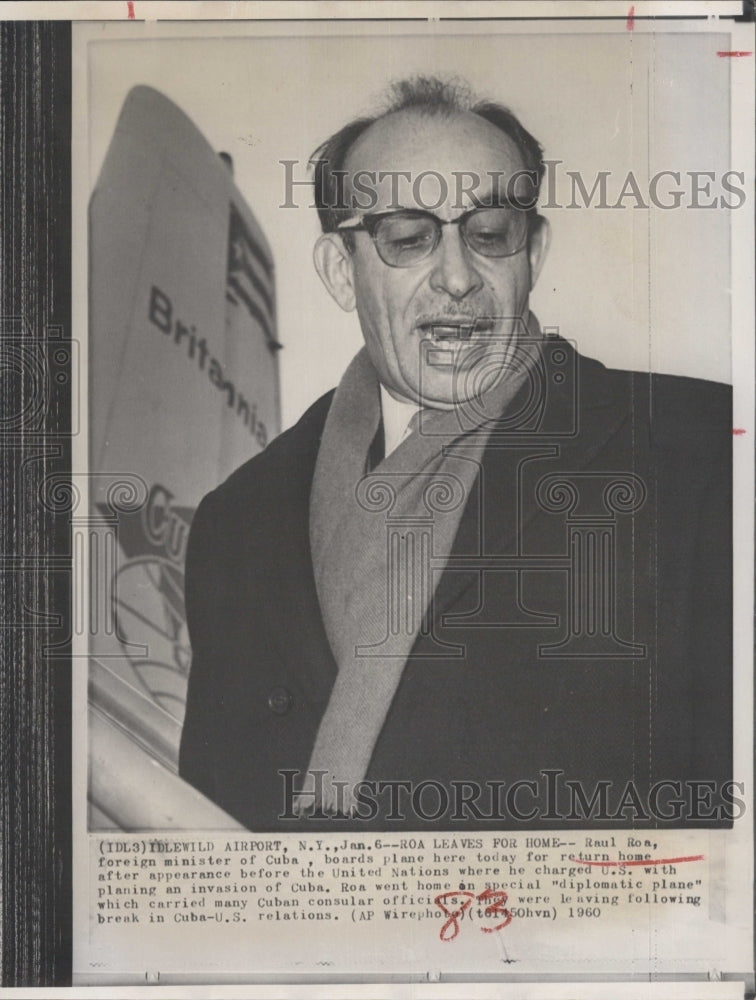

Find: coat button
[267,686,292,715]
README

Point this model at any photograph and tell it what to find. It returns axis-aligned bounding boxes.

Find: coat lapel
[429,342,637,623]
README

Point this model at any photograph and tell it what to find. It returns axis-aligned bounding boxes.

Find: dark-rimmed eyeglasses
[336,206,533,268]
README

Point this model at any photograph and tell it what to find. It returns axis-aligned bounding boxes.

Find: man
[179,77,732,831]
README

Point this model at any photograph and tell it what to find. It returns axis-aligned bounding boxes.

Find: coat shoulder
[648,371,732,426]
[581,351,731,412]
[580,351,732,446]
[204,388,334,512]
[646,371,732,462]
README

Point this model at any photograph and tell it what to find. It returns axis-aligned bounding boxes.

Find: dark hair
[309,75,545,236]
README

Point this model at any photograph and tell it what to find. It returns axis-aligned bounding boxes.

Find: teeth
[419,320,498,342]
[429,324,473,341]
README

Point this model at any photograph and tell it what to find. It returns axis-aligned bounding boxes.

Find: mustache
[413,303,495,322]
[413,308,499,325]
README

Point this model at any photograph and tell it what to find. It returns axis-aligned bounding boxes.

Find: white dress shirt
[379,385,422,459]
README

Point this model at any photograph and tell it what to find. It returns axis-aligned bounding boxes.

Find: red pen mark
[626,5,635,30]
[127,1,135,17]
[435,888,513,942]
[570,854,704,867]
[477,888,514,934]
[717,51,752,57]
[435,891,472,941]
[733,428,747,435]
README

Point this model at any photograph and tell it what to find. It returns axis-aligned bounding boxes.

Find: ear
[313,233,356,312]
[527,215,551,290]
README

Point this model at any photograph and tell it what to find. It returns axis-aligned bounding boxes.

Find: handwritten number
[435,888,513,941]
[435,891,474,941]
[477,888,513,933]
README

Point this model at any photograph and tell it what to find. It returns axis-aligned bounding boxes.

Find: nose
[428,225,484,299]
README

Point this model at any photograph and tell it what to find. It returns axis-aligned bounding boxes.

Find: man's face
[330,109,549,408]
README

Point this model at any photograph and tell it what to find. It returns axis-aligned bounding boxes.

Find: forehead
[343,109,527,210]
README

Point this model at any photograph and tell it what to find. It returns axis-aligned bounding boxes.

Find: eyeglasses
[336,206,533,268]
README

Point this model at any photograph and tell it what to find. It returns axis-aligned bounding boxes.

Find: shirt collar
[379,385,421,459]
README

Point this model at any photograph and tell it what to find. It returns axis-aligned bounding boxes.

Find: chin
[413,373,459,408]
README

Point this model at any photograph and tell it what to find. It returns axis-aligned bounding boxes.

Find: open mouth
[417,319,495,342]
